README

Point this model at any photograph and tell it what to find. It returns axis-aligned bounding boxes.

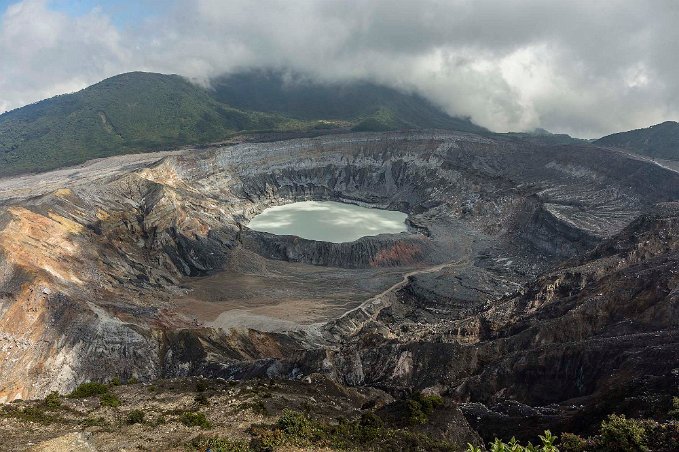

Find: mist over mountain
[2,0,679,137]
[0,70,483,176]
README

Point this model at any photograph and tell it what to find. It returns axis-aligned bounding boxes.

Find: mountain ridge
[0,71,484,177]
[595,120,679,160]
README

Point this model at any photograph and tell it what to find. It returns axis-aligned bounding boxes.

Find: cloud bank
[1,0,678,137]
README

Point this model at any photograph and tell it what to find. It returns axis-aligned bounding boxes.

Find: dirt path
[370,258,470,301]
[323,257,471,337]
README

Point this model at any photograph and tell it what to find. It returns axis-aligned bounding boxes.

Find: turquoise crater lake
[247,201,408,243]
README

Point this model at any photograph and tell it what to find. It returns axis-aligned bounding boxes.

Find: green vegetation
[180,411,211,429]
[69,382,109,398]
[43,391,61,409]
[405,393,444,425]
[69,381,121,408]
[467,431,558,452]
[126,409,145,425]
[99,392,121,408]
[0,70,485,177]
[472,412,679,452]
[190,435,250,452]
[82,416,107,428]
[0,404,66,425]
[245,408,462,451]
[211,70,484,133]
[556,413,678,452]
[669,396,679,419]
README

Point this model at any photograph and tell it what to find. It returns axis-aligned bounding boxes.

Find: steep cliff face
[0,130,676,435]
[312,203,679,438]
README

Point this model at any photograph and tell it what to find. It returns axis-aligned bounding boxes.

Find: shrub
[276,409,315,438]
[406,399,428,425]
[195,380,208,392]
[82,416,107,428]
[669,396,679,419]
[99,392,121,408]
[44,392,61,409]
[560,432,589,451]
[109,377,121,386]
[404,393,444,425]
[69,382,109,398]
[127,409,145,425]
[416,393,444,414]
[359,411,383,428]
[181,411,211,429]
[469,430,558,452]
[598,414,648,451]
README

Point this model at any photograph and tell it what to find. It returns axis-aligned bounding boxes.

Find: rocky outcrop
[309,203,679,439]
[241,230,430,268]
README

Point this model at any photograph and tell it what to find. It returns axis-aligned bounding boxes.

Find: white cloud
[1,0,678,138]
[0,0,129,109]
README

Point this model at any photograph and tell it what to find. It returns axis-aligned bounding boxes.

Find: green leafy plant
[469,430,558,452]
[598,414,648,451]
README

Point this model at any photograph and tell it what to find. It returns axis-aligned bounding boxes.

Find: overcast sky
[1,0,678,137]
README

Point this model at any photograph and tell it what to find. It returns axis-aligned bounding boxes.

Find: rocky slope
[0,131,677,443]
[595,120,679,161]
[0,375,483,452]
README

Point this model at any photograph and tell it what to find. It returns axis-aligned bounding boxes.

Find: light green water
[248,201,408,243]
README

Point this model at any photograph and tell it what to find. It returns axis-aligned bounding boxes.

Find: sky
[1,0,678,138]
